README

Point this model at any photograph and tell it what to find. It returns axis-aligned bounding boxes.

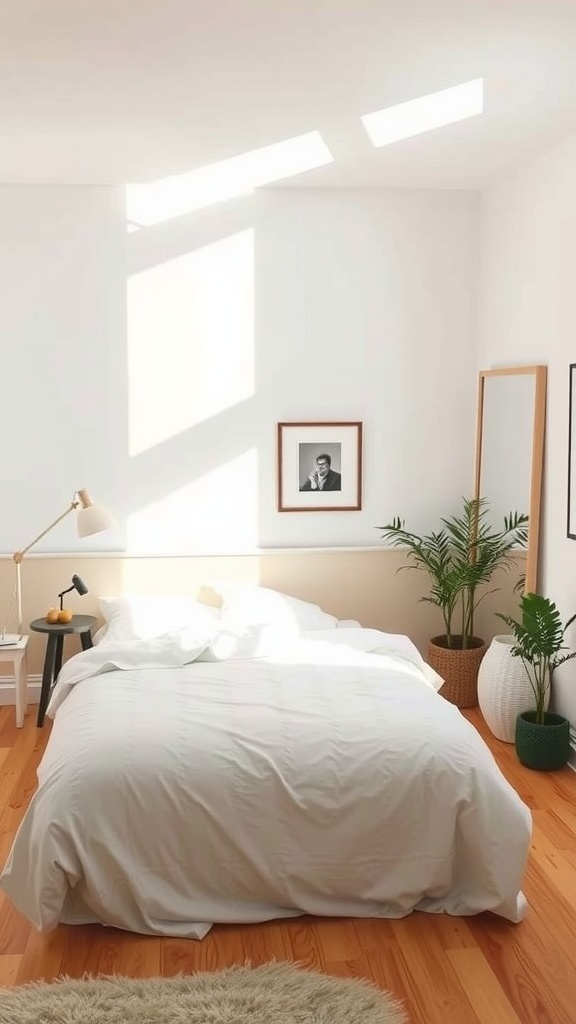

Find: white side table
[0,636,29,728]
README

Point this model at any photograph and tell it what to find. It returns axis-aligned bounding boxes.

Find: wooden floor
[0,705,575,1023]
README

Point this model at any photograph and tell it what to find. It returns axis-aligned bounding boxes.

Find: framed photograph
[568,364,576,538]
[277,421,363,512]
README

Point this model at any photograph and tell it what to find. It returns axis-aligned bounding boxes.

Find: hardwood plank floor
[1,704,575,1023]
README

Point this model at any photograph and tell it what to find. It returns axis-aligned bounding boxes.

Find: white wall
[0,184,478,556]
[0,185,128,553]
[478,131,576,733]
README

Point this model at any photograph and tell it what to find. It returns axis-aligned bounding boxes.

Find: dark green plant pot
[515,711,571,771]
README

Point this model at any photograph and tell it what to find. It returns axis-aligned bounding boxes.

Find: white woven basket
[477,634,548,743]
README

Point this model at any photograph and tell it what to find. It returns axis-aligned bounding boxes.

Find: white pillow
[96,596,220,644]
[208,581,338,636]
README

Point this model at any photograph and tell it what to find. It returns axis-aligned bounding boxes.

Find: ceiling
[2,0,576,189]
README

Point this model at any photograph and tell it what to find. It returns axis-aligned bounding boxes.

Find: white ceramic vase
[477,634,547,742]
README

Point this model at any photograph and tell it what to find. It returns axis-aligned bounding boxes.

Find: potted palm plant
[378,497,528,708]
[497,592,575,770]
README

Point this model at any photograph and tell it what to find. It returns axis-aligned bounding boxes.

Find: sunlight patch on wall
[126,449,259,554]
[126,131,333,228]
[361,79,483,147]
[128,229,254,457]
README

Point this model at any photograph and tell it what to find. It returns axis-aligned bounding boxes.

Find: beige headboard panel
[0,549,524,676]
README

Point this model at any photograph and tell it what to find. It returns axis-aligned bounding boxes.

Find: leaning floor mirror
[474,365,547,593]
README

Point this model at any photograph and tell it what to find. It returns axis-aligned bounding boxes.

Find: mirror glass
[475,366,547,593]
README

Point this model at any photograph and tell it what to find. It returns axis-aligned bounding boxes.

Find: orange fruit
[58,609,73,623]
[45,609,59,624]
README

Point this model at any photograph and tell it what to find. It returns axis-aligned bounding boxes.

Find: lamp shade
[76,488,115,538]
[77,502,116,538]
[71,573,89,596]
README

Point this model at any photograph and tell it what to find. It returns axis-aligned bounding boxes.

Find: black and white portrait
[299,443,342,491]
[277,421,362,512]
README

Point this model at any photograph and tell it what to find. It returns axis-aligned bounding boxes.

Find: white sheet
[1,627,531,938]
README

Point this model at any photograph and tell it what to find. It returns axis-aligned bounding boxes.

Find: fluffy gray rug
[0,961,407,1023]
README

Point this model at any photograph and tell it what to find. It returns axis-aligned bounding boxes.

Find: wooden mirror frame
[474,365,547,594]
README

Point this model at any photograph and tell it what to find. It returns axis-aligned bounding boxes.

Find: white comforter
[1,627,531,938]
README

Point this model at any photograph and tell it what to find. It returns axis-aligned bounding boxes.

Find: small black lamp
[57,574,89,610]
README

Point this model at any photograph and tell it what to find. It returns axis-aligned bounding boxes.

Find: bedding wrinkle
[0,626,531,936]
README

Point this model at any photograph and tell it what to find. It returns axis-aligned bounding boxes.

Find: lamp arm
[12,498,78,638]
[13,501,78,564]
[57,583,76,610]
[9,490,107,640]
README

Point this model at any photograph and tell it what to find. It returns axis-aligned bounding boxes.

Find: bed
[0,586,532,938]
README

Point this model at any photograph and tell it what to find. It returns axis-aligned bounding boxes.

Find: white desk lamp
[1,489,115,644]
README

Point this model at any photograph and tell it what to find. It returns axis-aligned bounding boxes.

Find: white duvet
[1,627,531,938]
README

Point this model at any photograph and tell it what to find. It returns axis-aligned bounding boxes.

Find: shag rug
[0,961,407,1023]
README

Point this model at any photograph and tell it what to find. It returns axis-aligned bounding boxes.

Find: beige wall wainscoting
[0,549,524,682]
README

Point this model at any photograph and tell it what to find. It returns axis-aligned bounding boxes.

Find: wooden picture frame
[474,364,547,592]
[277,421,363,512]
[568,364,576,538]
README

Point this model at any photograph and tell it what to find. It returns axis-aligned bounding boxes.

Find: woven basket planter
[477,634,548,742]
[515,711,571,771]
[428,635,487,709]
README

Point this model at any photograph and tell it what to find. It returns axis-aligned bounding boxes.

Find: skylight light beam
[127,131,333,228]
[361,79,484,148]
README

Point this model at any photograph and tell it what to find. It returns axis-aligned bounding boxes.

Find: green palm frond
[498,594,576,668]
[496,592,576,724]
[377,497,529,649]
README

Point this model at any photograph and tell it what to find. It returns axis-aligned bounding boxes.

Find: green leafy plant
[497,592,576,725]
[378,497,528,650]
